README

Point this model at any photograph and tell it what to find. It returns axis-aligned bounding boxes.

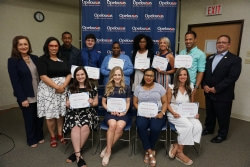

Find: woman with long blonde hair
[100,66,131,166]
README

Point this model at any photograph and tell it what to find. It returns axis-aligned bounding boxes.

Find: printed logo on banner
[133,0,153,7]
[107,50,126,55]
[94,13,113,19]
[153,40,159,44]
[145,14,164,20]
[132,26,151,32]
[119,14,139,20]
[82,0,101,6]
[119,38,133,44]
[107,26,126,32]
[96,38,113,44]
[107,0,126,7]
[157,26,175,32]
[82,26,101,31]
[158,1,177,7]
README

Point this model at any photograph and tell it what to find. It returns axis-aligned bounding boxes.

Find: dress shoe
[211,136,226,143]
[202,129,213,136]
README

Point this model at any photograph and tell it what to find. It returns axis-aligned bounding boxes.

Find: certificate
[171,102,199,117]
[138,102,158,118]
[84,66,100,79]
[69,92,90,109]
[152,56,169,71]
[108,58,124,70]
[134,57,150,69]
[107,98,126,112]
[174,55,193,68]
[71,65,78,78]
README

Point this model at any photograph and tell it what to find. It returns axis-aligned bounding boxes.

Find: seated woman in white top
[167,67,202,166]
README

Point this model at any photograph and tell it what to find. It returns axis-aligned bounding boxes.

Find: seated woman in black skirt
[63,66,99,167]
[100,66,131,166]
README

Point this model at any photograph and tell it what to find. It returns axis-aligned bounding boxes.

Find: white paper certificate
[107,98,126,112]
[171,103,199,117]
[71,65,78,78]
[84,66,100,79]
[174,55,193,68]
[152,56,169,71]
[108,58,124,70]
[134,57,150,69]
[138,102,158,118]
[69,92,90,109]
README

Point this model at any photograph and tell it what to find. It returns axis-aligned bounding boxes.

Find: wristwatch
[194,85,199,89]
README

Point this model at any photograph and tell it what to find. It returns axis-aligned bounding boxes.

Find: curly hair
[68,66,92,93]
[105,66,126,96]
[11,35,32,59]
[172,68,192,100]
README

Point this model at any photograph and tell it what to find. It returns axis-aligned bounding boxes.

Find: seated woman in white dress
[167,67,202,166]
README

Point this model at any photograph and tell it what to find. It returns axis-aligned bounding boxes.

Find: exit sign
[206,4,222,16]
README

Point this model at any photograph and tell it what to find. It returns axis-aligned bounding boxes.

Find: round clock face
[34,11,44,22]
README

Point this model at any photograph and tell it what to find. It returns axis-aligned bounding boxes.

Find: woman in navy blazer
[8,36,44,148]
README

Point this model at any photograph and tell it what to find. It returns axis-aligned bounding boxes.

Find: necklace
[22,56,30,64]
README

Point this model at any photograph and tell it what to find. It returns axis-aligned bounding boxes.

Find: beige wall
[179,0,250,121]
[0,0,79,109]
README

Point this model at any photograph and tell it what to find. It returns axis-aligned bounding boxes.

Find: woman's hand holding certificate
[170,102,199,117]
[152,56,169,71]
[134,57,150,69]
[107,98,126,113]
[138,102,158,118]
[69,92,90,109]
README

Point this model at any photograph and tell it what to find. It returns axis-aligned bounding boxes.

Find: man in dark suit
[202,35,242,143]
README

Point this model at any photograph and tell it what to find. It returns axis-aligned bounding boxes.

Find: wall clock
[34,11,45,22]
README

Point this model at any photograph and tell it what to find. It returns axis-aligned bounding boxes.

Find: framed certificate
[174,55,193,68]
[134,57,150,69]
[170,102,199,117]
[152,56,169,71]
[84,66,100,79]
[69,92,90,109]
[108,58,124,70]
[107,98,126,112]
[71,65,78,78]
[138,102,158,118]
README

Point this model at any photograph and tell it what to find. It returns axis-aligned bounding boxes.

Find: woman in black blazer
[8,36,44,148]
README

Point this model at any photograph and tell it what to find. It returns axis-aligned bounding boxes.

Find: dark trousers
[136,116,166,150]
[19,102,44,146]
[205,96,232,138]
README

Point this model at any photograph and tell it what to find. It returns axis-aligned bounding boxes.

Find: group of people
[7,30,241,167]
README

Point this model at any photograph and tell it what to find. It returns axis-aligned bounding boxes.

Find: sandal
[175,152,193,166]
[168,144,175,159]
[58,134,67,144]
[50,136,57,148]
[149,153,156,167]
[144,151,149,164]
[66,152,76,163]
[77,156,87,167]
[38,139,45,144]
[100,147,107,158]
[102,152,111,166]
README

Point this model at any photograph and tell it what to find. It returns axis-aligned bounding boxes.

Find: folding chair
[168,121,201,154]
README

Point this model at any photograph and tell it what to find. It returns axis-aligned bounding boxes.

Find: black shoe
[66,153,76,163]
[202,129,213,136]
[210,136,226,143]
[77,156,86,167]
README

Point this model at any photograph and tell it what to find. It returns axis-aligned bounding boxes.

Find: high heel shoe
[50,136,57,148]
[102,152,111,166]
[57,134,67,144]
[100,147,107,158]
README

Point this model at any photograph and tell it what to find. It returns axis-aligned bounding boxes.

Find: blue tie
[212,54,224,72]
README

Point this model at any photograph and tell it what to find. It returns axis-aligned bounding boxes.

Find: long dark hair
[43,37,61,58]
[11,35,32,59]
[173,68,192,100]
[140,68,156,86]
[69,66,92,93]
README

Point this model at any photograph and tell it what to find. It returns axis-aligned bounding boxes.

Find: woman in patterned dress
[155,37,176,89]
[37,37,71,148]
[63,66,99,167]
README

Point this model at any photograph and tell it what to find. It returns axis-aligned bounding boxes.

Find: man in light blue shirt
[180,31,206,91]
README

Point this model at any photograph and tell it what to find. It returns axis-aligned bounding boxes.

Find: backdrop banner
[81,0,178,60]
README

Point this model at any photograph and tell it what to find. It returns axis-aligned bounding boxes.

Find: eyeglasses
[216,41,229,45]
[48,45,59,47]
[144,74,154,78]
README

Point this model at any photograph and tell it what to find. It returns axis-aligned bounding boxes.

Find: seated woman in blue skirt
[100,66,131,166]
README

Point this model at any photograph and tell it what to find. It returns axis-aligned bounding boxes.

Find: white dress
[132,50,148,91]
[167,84,202,145]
